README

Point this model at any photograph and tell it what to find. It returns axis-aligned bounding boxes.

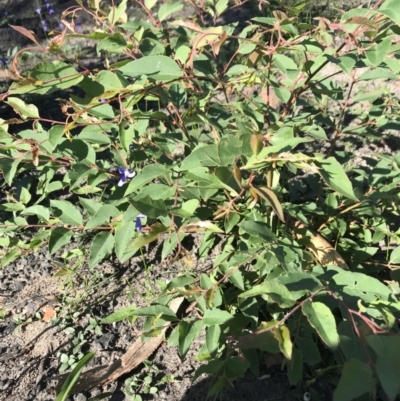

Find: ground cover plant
[1,0,400,400]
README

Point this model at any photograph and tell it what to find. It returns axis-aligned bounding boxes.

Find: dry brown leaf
[42,306,56,321]
[292,221,348,269]
[9,25,41,46]
[53,297,184,394]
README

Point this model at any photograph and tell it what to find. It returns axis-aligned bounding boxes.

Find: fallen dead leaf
[53,297,184,395]
[42,306,56,321]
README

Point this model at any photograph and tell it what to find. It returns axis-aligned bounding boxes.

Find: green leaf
[56,352,95,401]
[144,0,157,10]
[89,231,114,268]
[77,126,112,145]
[79,197,102,217]
[277,272,323,300]
[214,167,241,195]
[287,347,303,386]
[21,205,50,222]
[129,304,177,321]
[9,61,83,95]
[330,271,391,304]
[50,200,83,226]
[0,248,20,268]
[275,325,292,360]
[119,56,183,82]
[119,124,134,153]
[252,186,285,223]
[125,164,170,195]
[238,221,275,242]
[181,138,243,170]
[390,246,400,264]
[0,202,25,212]
[97,33,127,54]
[101,306,137,324]
[19,187,32,204]
[358,68,398,81]
[171,199,199,218]
[206,324,221,356]
[130,195,168,218]
[338,321,367,363]
[166,275,197,290]
[179,320,204,359]
[215,0,228,15]
[203,309,234,326]
[365,37,391,67]
[379,0,400,25]
[368,335,400,400]
[108,0,127,24]
[57,139,96,165]
[158,2,183,22]
[333,359,376,401]
[85,205,120,230]
[6,97,39,119]
[0,157,20,185]
[49,227,74,255]
[115,220,135,261]
[296,337,321,366]
[239,280,294,308]
[302,300,339,349]
[315,157,358,201]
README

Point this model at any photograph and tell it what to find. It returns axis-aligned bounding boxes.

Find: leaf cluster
[1,0,400,400]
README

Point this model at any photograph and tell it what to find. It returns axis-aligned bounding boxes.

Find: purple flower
[99,98,106,103]
[43,26,48,32]
[36,8,41,14]
[117,166,136,187]
[59,22,64,29]
[41,20,46,25]
[0,57,8,68]
[76,25,82,31]
[135,214,146,231]
[49,8,54,14]
[46,3,51,8]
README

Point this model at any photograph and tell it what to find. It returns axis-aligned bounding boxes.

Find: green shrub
[1,0,400,400]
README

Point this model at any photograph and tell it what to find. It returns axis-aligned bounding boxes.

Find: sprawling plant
[1,0,400,399]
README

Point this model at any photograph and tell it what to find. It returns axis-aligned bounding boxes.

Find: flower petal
[117,178,126,187]
[117,166,124,175]
[135,216,143,231]
[125,170,136,178]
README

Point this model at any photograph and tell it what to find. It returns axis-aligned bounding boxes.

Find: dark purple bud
[135,216,143,231]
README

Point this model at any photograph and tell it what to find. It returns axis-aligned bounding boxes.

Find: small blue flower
[49,8,54,14]
[99,98,106,103]
[117,166,136,187]
[76,24,82,31]
[41,20,46,25]
[46,3,51,8]
[59,22,64,29]
[36,8,41,14]
[0,57,8,68]
[135,214,146,231]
